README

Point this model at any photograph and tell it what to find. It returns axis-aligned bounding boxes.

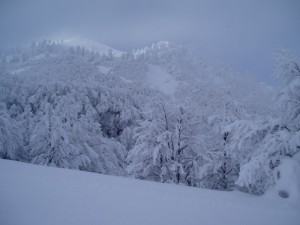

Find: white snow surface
[97,65,111,74]
[268,155,300,203]
[146,65,178,96]
[0,159,299,225]
[119,76,133,84]
[9,66,30,74]
[58,37,124,57]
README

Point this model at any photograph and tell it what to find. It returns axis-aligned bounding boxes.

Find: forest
[0,40,299,196]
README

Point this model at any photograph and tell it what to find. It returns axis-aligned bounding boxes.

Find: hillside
[0,39,299,196]
[0,159,299,225]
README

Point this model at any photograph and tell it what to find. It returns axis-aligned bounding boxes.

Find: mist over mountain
[1,33,300,225]
[1,1,300,223]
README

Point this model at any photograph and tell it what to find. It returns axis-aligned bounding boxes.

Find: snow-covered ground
[0,159,299,225]
[146,65,178,96]
[97,65,111,74]
[9,66,31,75]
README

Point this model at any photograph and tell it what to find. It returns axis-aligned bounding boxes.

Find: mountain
[54,37,124,57]
[1,38,297,197]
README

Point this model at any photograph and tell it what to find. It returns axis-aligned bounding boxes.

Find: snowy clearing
[97,65,111,74]
[146,64,178,96]
[0,159,299,225]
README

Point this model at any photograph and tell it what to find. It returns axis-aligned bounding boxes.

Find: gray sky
[0,0,299,86]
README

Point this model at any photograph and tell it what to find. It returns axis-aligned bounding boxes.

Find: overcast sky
[0,0,299,86]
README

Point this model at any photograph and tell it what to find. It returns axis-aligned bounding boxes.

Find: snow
[146,65,178,96]
[0,159,299,225]
[31,54,46,60]
[267,155,300,204]
[9,66,30,74]
[153,40,172,49]
[97,65,111,74]
[58,37,124,57]
[119,76,133,84]
[133,41,172,58]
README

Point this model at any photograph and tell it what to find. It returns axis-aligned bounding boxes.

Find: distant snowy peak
[57,37,124,57]
[152,41,174,49]
[133,41,181,57]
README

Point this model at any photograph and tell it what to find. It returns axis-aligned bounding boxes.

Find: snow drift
[0,159,299,225]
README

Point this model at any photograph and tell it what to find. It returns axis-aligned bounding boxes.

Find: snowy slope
[146,64,178,96]
[59,37,124,56]
[0,159,299,225]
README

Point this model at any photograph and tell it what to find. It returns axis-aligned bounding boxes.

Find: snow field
[0,159,299,225]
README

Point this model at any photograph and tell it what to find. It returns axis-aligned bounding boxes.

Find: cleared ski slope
[0,159,299,225]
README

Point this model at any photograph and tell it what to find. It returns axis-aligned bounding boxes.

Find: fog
[0,0,299,86]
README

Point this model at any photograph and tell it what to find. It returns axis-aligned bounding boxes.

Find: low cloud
[0,0,299,86]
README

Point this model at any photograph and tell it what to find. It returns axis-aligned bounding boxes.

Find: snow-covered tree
[0,38,286,195]
[0,103,23,160]
[126,100,174,182]
[127,99,211,186]
[274,49,300,134]
[227,50,300,195]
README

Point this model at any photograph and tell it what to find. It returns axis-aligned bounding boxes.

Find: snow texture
[59,37,124,57]
[146,64,178,96]
[0,159,299,225]
[268,154,300,203]
[97,65,111,74]
[0,39,298,197]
